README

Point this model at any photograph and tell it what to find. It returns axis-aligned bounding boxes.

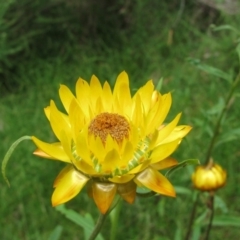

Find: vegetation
[1,0,240,239]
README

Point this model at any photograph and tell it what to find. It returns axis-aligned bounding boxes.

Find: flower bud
[192,162,226,191]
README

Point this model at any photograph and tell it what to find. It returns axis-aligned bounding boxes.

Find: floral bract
[32,71,191,213]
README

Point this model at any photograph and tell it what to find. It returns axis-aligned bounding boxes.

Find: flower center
[88,112,130,144]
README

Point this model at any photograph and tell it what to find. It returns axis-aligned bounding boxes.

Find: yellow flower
[32,71,191,213]
[192,160,226,191]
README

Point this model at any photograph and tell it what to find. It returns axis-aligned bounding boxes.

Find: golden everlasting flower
[32,71,191,213]
[192,160,226,191]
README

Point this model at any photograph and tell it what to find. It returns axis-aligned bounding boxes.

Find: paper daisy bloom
[192,161,226,191]
[32,71,191,213]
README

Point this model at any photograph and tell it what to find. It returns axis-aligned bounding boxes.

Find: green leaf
[55,205,104,240]
[191,209,209,240]
[155,78,163,91]
[215,127,240,147]
[194,209,208,225]
[191,225,201,240]
[165,159,200,177]
[236,43,240,63]
[205,97,225,115]
[48,225,63,240]
[1,136,32,186]
[174,221,183,240]
[187,58,232,82]
[214,195,228,213]
[174,186,192,195]
[210,24,240,35]
[212,216,240,227]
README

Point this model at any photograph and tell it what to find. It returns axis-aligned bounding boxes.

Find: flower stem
[110,200,122,240]
[204,72,240,164]
[185,73,240,240]
[204,192,215,240]
[88,196,121,240]
[88,212,108,240]
[184,191,199,240]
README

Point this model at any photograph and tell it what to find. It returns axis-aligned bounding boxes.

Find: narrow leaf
[210,24,240,35]
[212,216,240,227]
[166,159,200,177]
[236,43,240,63]
[48,225,63,240]
[2,136,32,186]
[156,78,163,91]
[55,205,104,240]
[187,58,232,82]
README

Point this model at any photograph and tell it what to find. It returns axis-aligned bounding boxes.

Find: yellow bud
[192,161,226,191]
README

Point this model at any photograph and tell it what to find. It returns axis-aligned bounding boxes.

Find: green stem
[110,200,122,240]
[88,196,121,240]
[88,212,108,240]
[204,192,215,240]
[184,192,199,240]
[136,191,157,198]
[185,73,240,240]
[204,72,240,164]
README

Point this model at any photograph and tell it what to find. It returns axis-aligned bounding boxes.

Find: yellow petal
[59,84,75,113]
[52,166,89,206]
[90,75,102,91]
[88,134,106,163]
[74,160,96,175]
[146,93,172,133]
[44,106,50,120]
[49,100,71,140]
[145,96,163,134]
[89,75,102,104]
[113,71,132,116]
[58,130,74,162]
[91,182,117,214]
[128,124,141,149]
[156,93,172,126]
[128,161,150,174]
[161,125,192,144]
[75,78,90,116]
[109,174,135,183]
[94,96,104,114]
[101,149,120,173]
[113,71,130,96]
[150,138,180,164]
[117,180,137,203]
[75,129,93,166]
[135,167,175,197]
[32,136,70,162]
[101,81,113,111]
[33,149,54,159]
[104,134,119,154]
[155,113,182,145]
[131,94,144,128]
[149,129,159,149]
[136,80,154,113]
[121,141,134,164]
[53,165,72,188]
[58,130,95,175]
[151,157,178,170]
[68,98,85,141]
[44,105,70,124]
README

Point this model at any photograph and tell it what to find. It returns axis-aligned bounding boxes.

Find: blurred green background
[1,0,240,239]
